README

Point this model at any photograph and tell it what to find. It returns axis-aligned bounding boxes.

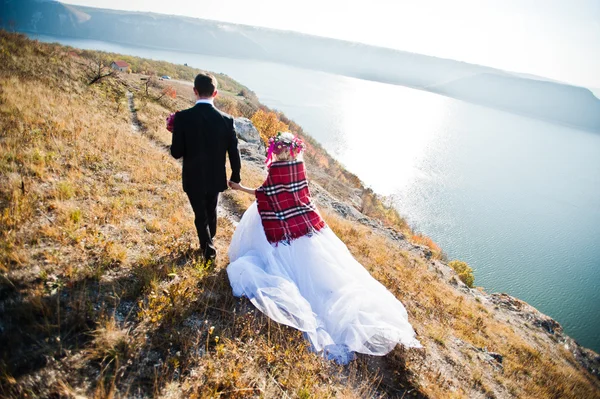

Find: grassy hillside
[1,32,598,399]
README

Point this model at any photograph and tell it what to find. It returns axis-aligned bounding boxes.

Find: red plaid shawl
[256,161,326,244]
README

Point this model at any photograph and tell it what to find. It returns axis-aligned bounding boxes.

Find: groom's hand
[228,181,241,190]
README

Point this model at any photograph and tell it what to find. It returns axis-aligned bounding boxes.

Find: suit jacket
[170,103,241,194]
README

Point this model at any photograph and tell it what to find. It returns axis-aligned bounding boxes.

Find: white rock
[234,117,261,145]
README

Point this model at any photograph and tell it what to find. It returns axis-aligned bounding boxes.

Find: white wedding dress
[227,202,422,364]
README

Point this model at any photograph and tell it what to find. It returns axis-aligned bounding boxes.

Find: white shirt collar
[195,98,214,105]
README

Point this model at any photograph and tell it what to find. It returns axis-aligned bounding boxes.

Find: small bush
[100,241,127,268]
[88,318,134,364]
[69,208,82,224]
[250,108,289,144]
[56,181,75,200]
[449,260,475,288]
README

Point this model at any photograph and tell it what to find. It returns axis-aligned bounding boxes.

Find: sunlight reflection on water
[330,78,448,193]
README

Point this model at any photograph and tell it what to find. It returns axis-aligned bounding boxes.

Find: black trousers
[186,191,219,259]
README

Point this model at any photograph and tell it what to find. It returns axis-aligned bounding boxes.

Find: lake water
[30,34,600,352]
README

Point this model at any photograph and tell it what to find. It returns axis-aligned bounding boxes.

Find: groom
[170,72,242,262]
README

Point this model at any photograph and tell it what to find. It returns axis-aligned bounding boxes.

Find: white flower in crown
[279,132,295,141]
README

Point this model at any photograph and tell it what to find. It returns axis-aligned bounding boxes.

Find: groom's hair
[194,72,218,97]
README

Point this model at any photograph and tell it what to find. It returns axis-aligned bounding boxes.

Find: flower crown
[266,132,305,166]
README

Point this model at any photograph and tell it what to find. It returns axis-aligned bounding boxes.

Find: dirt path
[126,91,142,132]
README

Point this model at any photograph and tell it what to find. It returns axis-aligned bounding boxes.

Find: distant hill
[2,0,600,132]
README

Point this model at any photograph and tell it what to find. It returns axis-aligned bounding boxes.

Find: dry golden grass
[1,31,598,399]
[411,233,442,255]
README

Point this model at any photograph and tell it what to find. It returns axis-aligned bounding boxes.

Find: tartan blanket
[256,161,326,244]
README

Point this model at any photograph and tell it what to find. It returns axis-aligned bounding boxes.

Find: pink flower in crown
[291,136,305,154]
[166,112,178,132]
[265,131,305,167]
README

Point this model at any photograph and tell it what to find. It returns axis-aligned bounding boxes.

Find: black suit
[171,102,241,259]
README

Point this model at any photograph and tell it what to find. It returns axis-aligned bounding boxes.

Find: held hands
[228,181,256,195]
[228,181,242,190]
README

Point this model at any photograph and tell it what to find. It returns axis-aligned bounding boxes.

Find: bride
[227,132,421,364]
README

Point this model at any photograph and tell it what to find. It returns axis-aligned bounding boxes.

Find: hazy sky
[63,0,600,88]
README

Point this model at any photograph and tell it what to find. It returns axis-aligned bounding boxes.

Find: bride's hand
[228,181,241,190]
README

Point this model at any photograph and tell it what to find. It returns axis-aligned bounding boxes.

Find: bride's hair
[267,132,305,164]
[274,151,303,162]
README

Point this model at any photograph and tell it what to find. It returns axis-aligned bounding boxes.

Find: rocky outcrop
[487,293,600,378]
[234,117,267,166]
[234,117,264,151]
[489,293,564,335]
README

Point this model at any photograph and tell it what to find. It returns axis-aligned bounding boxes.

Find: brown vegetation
[1,31,598,399]
[250,108,290,144]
